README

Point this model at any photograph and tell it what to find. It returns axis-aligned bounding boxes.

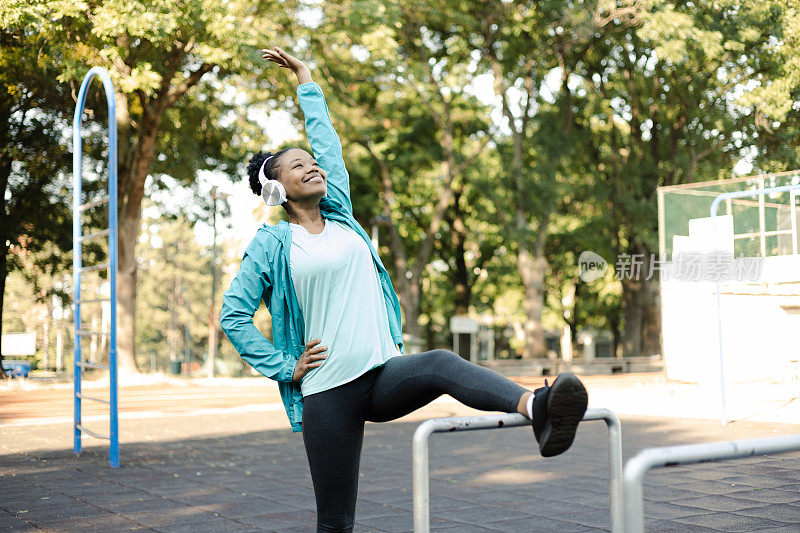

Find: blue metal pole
[72,75,88,458]
[72,66,119,468]
[709,183,800,425]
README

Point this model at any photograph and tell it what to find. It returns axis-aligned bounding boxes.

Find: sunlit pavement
[2,372,800,531]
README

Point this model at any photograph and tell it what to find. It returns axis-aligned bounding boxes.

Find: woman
[220,45,588,533]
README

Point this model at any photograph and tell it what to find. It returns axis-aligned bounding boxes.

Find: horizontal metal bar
[733,229,792,239]
[75,423,110,440]
[76,329,109,336]
[79,262,110,273]
[78,195,110,212]
[75,392,110,405]
[76,298,110,304]
[75,361,109,370]
[623,433,800,533]
[79,229,110,242]
[711,183,800,217]
[660,169,800,192]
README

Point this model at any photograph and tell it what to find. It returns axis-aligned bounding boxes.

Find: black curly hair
[245,148,292,196]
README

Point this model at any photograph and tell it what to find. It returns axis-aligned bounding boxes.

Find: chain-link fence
[658,171,800,419]
[659,170,800,260]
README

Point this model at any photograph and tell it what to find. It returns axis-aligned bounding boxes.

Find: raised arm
[296,81,353,213]
[219,236,296,382]
[262,46,353,213]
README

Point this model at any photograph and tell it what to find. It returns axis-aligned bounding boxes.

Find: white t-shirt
[289,218,401,396]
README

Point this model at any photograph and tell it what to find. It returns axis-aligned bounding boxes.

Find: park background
[2,0,800,379]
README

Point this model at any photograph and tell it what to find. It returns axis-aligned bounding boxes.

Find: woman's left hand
[262,46,312,85]
[262,46,309,74]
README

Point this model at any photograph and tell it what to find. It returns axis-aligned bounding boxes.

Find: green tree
[13,0,301,372]
[568,0,789,355]
[0,21,81,377]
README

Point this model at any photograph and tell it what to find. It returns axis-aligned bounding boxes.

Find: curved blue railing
[72,66,119,468]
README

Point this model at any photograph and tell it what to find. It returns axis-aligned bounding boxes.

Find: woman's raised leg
[366,349,588,457]
[365,349,528,422]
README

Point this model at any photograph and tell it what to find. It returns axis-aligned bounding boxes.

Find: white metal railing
[412,408,623,533]
[623,434,800,532]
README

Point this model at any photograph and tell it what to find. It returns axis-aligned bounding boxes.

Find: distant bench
[2,360,32,378]
[478,356,664,376]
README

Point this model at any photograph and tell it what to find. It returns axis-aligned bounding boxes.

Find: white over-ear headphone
[258,154,287,206]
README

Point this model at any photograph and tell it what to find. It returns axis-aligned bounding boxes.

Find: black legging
[301,348,529,532]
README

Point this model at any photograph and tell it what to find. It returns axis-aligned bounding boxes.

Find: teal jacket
[220,81,405,433]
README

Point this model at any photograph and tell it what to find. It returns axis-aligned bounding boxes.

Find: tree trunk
[168,280,178,362]
[642,274,662,356]
[517,211,548,359]
[621,277,643,357]
[399,278,422,341]
[43,295,52,370]
[609,313,622,359]
[517,249,548,358]
[448,192,470,316]
[0,254,7,379]
[621,250,661,357]
[117,211,140,372]
[116,105,160,374]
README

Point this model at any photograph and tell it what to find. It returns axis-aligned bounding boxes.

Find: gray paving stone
[170,489,258,506]
[682,468,737,481]
[761,458,800,469]
[479,515,594,532]
[358,487,413,505]
[642,484,706,503]
[428,525,498,532]
[495,499,600,517]
[197,498,291,519]
[153,517,259,532]
[353,514,415,532]
[240,509,318,531]
[713,464,791,476]
[728,487,800,504]
[39,513,152,532]
[81,488,154,504]
[770,470,800,482]
[664,479,744,495]
[734,503,800,523]
[677,511,788,531]
[551,507,611,529]
[718,475,795,489]
[11,503,110,525]
[641,501,716,520]
[433,504,531,524]
[670,494,768,512]
[353,500,407,520]
[121,508,221,528]
[98,497,193,514]
[643,518,720,532]
[1,493,81,511]
[0,510,37,531]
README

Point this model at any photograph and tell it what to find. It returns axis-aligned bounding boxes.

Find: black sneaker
[531,372,588,457]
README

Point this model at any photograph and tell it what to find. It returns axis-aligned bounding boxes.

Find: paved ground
[2,374,800,532]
